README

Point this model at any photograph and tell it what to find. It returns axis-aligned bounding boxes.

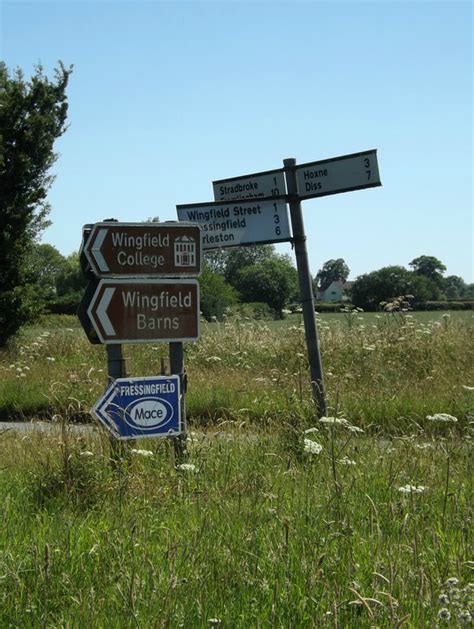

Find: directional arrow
[82,222,202,278]
[96,286,116,336]
[90,228,109,272]
[92,375,181,440]
[86,278,200,344]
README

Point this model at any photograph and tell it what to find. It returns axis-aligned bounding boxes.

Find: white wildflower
[176,463,197,472]
[304,427,319,434]
[398,484,427,495]
[458,610,472,624]
[445,577,459,587]
[415,443,432,449]
[338,456,356,465]
[438,593,449,605]
[207,620,222,626]
[46,357,55,362]
[131,449,153,458]
[80,451,94,457]
[319,416,348,426]
[304,439,323,455]
[438,608,451,621]
[426,413,458,423]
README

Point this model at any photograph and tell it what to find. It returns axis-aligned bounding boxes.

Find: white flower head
[131,449,153,458]
[338,457,356,466]
[398,484,427,495]
[304,427,319,434]
[176,463,197,472]
[426,413,458,423]
[438,608,451,621]
[304,439,323,455]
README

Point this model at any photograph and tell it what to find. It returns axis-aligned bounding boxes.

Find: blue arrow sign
[92,375,181,440]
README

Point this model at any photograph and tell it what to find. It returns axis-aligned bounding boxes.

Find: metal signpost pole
[169,342,187,462]
[283,158,327,418]
[106,344,128,462]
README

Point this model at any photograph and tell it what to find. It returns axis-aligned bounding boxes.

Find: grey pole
[283,158,327,417]
[170,342,188,462]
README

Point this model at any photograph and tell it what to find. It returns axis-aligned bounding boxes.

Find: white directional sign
[295,149,381,199]
[176,198,291,249]
[213,168,286,202]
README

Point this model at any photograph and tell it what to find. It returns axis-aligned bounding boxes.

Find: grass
[1,311,472,431]
[0,312,472,625]
[0,420,472,626]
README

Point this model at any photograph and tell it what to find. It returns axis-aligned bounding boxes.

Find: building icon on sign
[174,235,196,267]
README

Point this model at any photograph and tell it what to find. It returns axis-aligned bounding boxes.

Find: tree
[224,245,275,285]
[351,265,438,310]
[0,62,72,345]
[199,264,237,320]
[232,256,299,317]
[28,243,67,301]
[443,275,466,300]
[315,258,350,291]
[409,255,446,286]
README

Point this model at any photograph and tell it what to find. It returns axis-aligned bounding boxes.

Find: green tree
[315,258,350,291]
[351,265,438,310]
[409,255,446,286]
[224,245,275,286]
[199,264,238,320]
[28,243,67,301]
[232,256,299,318]
[443,275,466,300]
[0,62,72,345]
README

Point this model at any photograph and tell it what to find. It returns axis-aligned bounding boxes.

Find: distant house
[317,280,353,302]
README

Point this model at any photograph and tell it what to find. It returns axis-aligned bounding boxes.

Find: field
[0,311,472,626]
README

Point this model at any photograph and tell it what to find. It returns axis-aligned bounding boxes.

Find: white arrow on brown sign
[87,279,200,344]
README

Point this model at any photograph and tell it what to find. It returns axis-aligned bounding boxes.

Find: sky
[1,0,472,281]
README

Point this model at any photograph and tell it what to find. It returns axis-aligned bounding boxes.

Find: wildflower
[304,439,323,454]
[438,593,449,605]
[338,457,356,465]
[426,413,458,423]
[46,357,55,362]
[207,620,222,626]
[438,608,451,621]
[445,577,459,587]
[415,443,432,449]
[304,427,319,434]
[319,416,348,426]
[80,451,94,457]
[458,610,472,624]
[131,449,153,457]
[176,463,197,472]
[398,484,427,495]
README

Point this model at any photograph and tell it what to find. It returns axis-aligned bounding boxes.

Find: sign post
[78,220,202,463]
[284,158,327,417]
[177,148,381,417]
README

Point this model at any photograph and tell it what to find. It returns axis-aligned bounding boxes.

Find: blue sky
[1,0,472,281]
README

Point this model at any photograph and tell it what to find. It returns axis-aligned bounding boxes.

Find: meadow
[0,311,472,626]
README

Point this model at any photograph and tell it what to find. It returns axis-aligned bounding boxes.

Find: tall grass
[0,419,472,626]
[0,312,472,431]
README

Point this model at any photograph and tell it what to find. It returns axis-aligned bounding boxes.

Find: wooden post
[283,158,327,418]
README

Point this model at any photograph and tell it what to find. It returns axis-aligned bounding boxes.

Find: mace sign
[295,149,381,199]
[176,198,291,250]
[86,279,200,344]
[83,222,201,278]
[93,375,181,440]
[212,168,286,202]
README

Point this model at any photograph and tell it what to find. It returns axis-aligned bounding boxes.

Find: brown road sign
[83,222,202,278]
[87,279,200,344]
